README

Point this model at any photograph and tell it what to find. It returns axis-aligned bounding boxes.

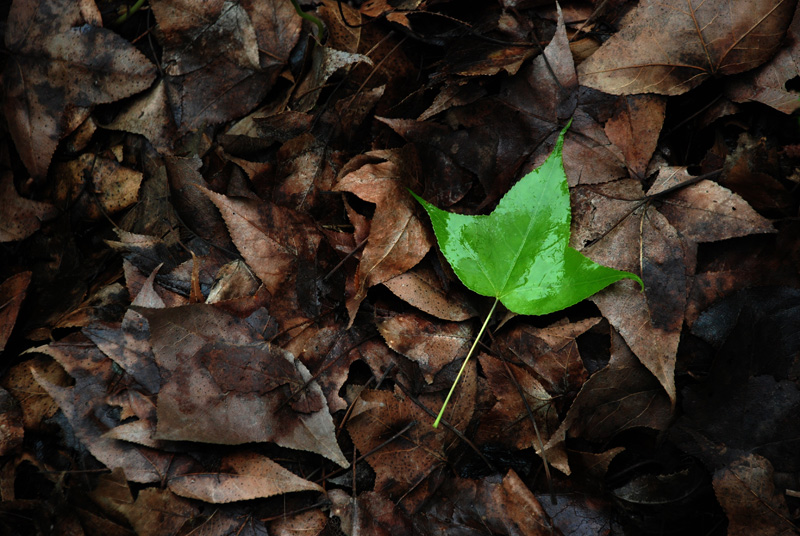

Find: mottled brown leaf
[139,304,348,467]
[383,265,477,322]
[604,95,666,179]
[578,0,797,95]
[713,454,796,536]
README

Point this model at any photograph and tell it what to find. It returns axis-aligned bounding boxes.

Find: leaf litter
[0,0,799,534]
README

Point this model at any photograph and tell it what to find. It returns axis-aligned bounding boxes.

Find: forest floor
[2,0,800,535]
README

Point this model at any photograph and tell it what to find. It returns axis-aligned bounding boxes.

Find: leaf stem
[433,298,498,428]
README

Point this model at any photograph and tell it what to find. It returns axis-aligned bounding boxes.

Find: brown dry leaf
[604,95,667,179]
[649,167,776,242]
[578,0,797,96]
[53,153,143,219]
[0,272,31,352]
[377,312,472,383]
[139,304,349,467]
[269,508,328,536]
[383,265,477,322]
[0,172,57,242]
[168,451,322,503]
[713,454,796,536]
[106,80,178,154]
[573,167,774,401]
[273,133,337,212]
[3,0,156,179]
[85,267,164,395]
[0,388,24,455]
[726,5,800,113]
[335,148,432,325]
[151,0,300,132]
[0,355,66,431]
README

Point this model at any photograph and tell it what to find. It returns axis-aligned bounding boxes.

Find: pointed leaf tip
[411,117,640,316]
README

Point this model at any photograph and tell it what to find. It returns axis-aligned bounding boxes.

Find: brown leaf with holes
[578,0,797,95]
[3,0,156,179]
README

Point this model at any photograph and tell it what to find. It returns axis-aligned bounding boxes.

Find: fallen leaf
[151,0,300,132]
[336,148,433,325]
[725,5,800,113]
[578,0,797,95]
[604,95,667,179]
[3,0,156,178]
[713,454,796,536]
[383,264,477,322]
[377,312,472,383]
[139,304,349,467]
[116,488,198,536]
[412,124,640,316]
[168,451,322,503]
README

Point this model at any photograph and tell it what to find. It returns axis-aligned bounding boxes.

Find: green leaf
[411,122,642,431]
[410,123,642,317]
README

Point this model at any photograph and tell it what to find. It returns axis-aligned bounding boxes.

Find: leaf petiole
[433,298,499,428]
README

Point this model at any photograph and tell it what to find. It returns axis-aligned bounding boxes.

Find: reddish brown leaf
[0,388,23,456]
[3,0,156,178]
[168,451,322,503]
[475,354,561,467]
[0,173,56,242]
[335,149,432,325]
[347,369,476,510]
[649,167,776,241]
[726,6,800,113]
[422,470,556,536]
[495,318,598,397]
[578,0,797,95]
[604,95,667,179]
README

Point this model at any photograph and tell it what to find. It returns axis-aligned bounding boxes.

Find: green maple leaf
[411,123,642,427]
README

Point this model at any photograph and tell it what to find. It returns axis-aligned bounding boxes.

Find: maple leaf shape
[3,0,157,179]
[411,124,641,317]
